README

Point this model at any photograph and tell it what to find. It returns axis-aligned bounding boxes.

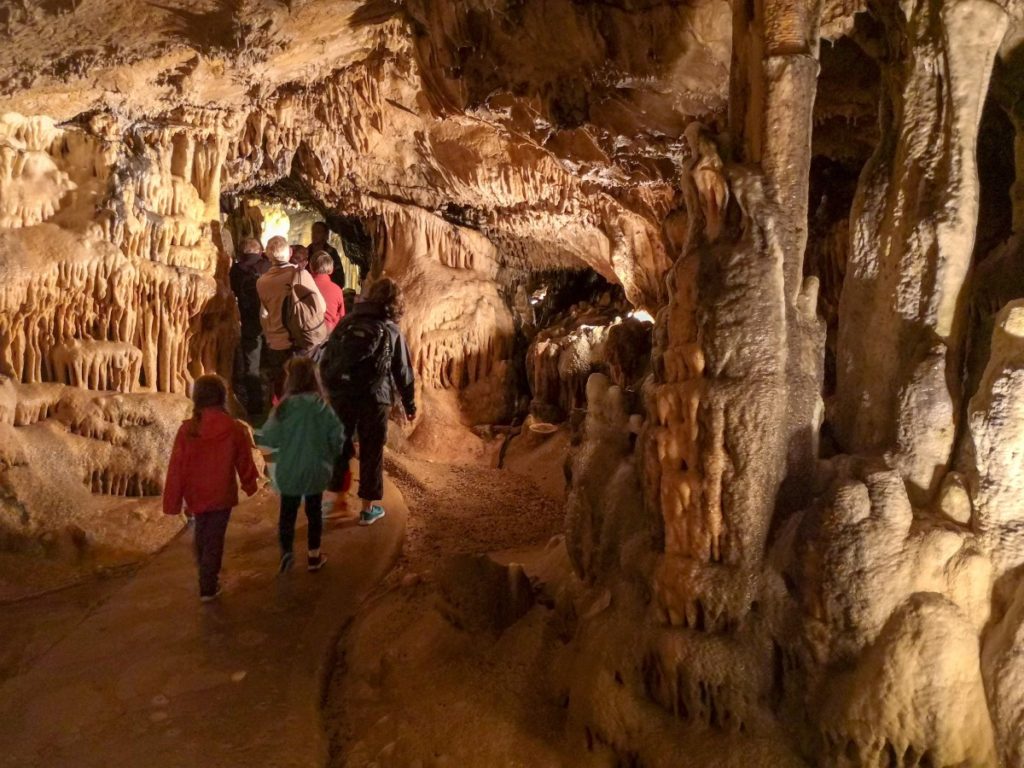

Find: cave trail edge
[0,476,408,768]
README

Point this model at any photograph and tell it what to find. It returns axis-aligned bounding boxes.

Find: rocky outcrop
[5,0,1024,764]
[562,1,1024,766]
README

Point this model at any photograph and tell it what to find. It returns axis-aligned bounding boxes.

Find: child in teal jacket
[257,357,344,573]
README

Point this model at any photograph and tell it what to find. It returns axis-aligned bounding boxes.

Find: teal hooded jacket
[256,393,344,496]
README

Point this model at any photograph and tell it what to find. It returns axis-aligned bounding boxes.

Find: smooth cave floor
[0,476,407,768]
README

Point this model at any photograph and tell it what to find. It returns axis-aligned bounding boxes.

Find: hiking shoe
[199,586,222,603]
[279,552,294,574]
[358,505,386,526]
[307,554,327,572]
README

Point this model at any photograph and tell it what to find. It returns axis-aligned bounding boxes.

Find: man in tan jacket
[257,236,327,404]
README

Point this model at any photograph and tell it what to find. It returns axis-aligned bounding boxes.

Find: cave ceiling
[0,0,832,305]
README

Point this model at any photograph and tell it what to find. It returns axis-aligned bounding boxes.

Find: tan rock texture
[4,0,1024,765]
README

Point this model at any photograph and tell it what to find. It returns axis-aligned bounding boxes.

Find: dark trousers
[233,334,264,415]
[193,509,231,597]
[332,399,389,502]
[261,346,294,406]
[279,494,323,554]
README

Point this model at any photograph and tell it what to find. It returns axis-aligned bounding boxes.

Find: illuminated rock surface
[3,0,1024,765]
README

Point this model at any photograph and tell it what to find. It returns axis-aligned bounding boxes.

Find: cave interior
[4,0,1024,765]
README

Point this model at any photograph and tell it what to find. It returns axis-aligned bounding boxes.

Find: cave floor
[0,479,407,768]
[326,447,573,768]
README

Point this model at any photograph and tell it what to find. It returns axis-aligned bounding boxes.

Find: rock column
[834,0,1009,502]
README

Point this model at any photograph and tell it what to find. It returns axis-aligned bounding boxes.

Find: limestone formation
[3,0,1024,764]
[834,0,1009,501]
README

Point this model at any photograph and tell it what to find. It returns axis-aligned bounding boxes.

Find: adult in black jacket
[307,221,345,291]
[320,277,415,526]
[229,238,269,415]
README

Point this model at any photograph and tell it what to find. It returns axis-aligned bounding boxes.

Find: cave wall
[0,0,725,579]
[6,0,1024,764]
[562,1,1024,767]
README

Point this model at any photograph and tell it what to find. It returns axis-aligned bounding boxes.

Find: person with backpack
[257,357,344,573]
[163,375,260,602]
[320,277,416,526]
[257,235,328,405]
[230,237,269,415]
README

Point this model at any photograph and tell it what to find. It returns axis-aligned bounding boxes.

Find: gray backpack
[281,270,328,351]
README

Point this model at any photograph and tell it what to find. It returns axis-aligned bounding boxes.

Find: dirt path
[383,450,564,572]
[326,448,575,768]
[0,480,406,768]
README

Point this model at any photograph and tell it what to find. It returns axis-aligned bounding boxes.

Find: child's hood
[185,408,238,440]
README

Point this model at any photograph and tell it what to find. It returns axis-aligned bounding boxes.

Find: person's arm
[234,423,260,497]
[391,328,416,418]
[255,408,282,451]
[162,427,187,515]
[318,332,344,404]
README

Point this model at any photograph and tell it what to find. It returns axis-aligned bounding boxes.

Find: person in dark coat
[307,221,345,290]
[229,238,269,415]
[320,277,416,526]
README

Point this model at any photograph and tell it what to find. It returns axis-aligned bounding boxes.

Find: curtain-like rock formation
[5,0,1024,764]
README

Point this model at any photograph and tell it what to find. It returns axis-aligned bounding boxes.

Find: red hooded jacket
[163,408,260,516]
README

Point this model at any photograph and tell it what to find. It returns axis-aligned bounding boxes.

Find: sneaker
[358,505,386,526]
[279,552,294,574]
[199,586,222,603]
[307,553,328,572]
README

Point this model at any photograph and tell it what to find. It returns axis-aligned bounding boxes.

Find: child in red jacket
[164,375,259,602]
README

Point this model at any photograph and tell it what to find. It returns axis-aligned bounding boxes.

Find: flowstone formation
[4,0,1024,764]
[560,1,1024,767]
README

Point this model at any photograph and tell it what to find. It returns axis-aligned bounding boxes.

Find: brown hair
[367,276,405,321]
[240,237,263,256]
[282,356,323,399]
[190,374,228,436]
[310,250,334,276]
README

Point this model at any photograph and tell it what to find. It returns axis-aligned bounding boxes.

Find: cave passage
[4,0,1024,766]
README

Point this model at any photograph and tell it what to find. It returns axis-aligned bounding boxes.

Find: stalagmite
[962,300,1024,576]
[4,0,1024,764]
[834,0,1009,501]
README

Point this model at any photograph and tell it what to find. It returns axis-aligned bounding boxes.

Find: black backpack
[321,313,393,393]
